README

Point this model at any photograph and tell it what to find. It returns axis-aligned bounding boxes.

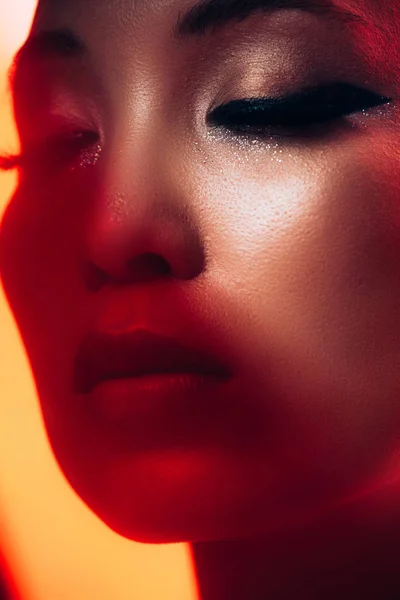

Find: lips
[73,328,230,394]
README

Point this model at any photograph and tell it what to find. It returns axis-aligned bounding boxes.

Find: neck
[191,482,400,600]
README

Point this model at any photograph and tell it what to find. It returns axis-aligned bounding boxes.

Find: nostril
[81,253,172,291]
[126,252,172,281]
[82,262,110,292]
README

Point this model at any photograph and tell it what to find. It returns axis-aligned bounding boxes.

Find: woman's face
[1,0,400,543]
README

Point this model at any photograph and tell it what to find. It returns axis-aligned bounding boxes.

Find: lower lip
[86,372,227,423]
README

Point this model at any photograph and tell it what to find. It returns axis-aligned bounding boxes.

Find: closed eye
[207,82,392,138]
[0,130,100,173]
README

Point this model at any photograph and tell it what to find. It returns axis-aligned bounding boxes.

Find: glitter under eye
[71,143,103,171]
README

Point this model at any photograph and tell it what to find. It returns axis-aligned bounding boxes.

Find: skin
[1,0,400,597]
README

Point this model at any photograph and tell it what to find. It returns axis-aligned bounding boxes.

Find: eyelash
[0,130,99,173]
[0,82,392,173]
[207,82,392,138]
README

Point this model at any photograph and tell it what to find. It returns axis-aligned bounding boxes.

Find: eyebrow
[8,28,85,91]
[175,0,366,37]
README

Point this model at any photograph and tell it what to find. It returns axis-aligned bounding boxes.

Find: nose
[80,145,206,289]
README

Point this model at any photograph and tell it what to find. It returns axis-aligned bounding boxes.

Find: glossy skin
[1,0,400,549]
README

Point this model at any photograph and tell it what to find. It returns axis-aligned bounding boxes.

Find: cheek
[0,181,86,386]
[204,144,400,361]
[1,178,79,277]
[0,168,95,294]
[200,146,400,461]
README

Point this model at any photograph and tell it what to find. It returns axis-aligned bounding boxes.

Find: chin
[41,395,371,546]
[68,479,232,545]
[49,438,219,543]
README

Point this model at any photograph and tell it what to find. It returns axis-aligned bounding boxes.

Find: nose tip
[81,211,205,289]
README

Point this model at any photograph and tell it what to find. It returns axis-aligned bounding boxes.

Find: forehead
[33,0,393,15]
[31,0,382,31]
[33,0,190,30]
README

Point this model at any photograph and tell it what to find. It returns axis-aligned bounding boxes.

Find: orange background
[0,3,197,599]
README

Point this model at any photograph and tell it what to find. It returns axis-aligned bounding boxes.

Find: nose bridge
[93,38,174,217]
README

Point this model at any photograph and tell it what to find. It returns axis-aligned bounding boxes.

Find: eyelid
[20,109,99,142]
[15,129,101,173]
[15,88,103,140]
[206,82,393,137]
[209,82,391,113]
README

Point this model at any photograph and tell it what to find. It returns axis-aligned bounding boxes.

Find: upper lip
[73,328,230,394]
